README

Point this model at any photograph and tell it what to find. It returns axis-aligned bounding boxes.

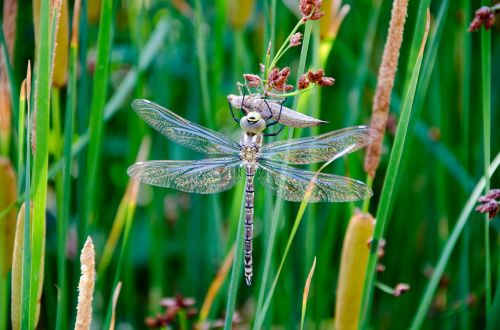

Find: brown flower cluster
[290,32,302,47]
[267,67,293,91]
[298,69,335,89]
[476,189,500,219]
[244,74,261,87]
[300,0,324,21]
[469,6,496,32]
[145,295,197,328]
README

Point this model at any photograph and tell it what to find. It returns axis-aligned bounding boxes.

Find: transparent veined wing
[132,99,240,155]
[260,126,375,164]
[257,159,372,202]
[127,157,242,193]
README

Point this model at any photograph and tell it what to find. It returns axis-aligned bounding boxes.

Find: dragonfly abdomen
[244,165,256,286]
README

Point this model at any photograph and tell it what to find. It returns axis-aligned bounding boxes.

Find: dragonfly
[127,99,374,286]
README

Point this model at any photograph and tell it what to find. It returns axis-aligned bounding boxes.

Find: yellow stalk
[11,202,44,330]
[0,157,17,276]
[335,212,375,330]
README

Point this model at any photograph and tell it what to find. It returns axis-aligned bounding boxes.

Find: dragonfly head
[241,111,266,133]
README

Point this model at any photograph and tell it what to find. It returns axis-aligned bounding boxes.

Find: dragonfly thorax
[240,111,266,133]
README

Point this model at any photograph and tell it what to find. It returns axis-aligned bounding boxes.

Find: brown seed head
[290,32,302,46]
[307,69,324,83]
[244,74,261,88]
[300,0,324,20]
[393,283,410,297]
[298,74,310,89]
[317,76,335,87]
[475,200,499,219]
[469,6,495,32]
[476,189,500,219]
[267,67,291,91]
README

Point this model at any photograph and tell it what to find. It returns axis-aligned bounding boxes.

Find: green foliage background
[0,0,499,328]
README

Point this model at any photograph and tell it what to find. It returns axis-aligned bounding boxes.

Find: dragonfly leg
[228,100,240,123]
[263,123,286,137]
[264,97,286,127]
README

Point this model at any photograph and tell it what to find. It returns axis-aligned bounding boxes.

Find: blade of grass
[29,0,52,327]
[17,79,26,192]
[56,0,81,328]
[410,152,500,330]
[300,257,316,330]
[198,244,235,327]
[459,0,472,327]
[223,193,245,330]
[102,137,150,328]
[358,10,430,329]
[83,0,115,244]
[346,0,381,125]
[480,0,492,316]
[193,0,213,128]
[19,62,32,330]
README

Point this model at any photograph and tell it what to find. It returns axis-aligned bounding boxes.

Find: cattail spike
[364,0,408,178]
[75,236,96,330]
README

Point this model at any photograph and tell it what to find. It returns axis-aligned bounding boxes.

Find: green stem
[84,0,115,245]
[30,0,52,326]
[481,0,492,316]
[193,0,213,128]
[359,11,430,328]
[268,19,305,72]
[223,194,245,330]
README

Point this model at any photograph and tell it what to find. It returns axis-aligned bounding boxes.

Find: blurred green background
[1,0,499,329]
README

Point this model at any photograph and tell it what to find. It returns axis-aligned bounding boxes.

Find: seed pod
[335,212,375,330]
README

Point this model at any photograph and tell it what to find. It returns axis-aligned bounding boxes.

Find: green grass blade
[358,11,430,329]
[480,1,492,315]
[55,1,81,326]
[223,194,245,330]
[29,0,52,327]
[83,0,115,243]
[410,152,500,330]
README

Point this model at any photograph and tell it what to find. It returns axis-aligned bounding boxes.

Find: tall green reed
[84,0,114,245]
[359,10,430,329]
[480,0,492,316]
[29,0,52,328]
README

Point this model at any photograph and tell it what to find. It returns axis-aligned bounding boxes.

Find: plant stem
[358,11,430,329]
[481,0,492,316]
[223,194,245,330]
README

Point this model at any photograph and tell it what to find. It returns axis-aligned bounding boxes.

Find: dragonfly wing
[132,99,240,155]
[127,157,242,194]
[257,159,372,202]
[260,126,375,164]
